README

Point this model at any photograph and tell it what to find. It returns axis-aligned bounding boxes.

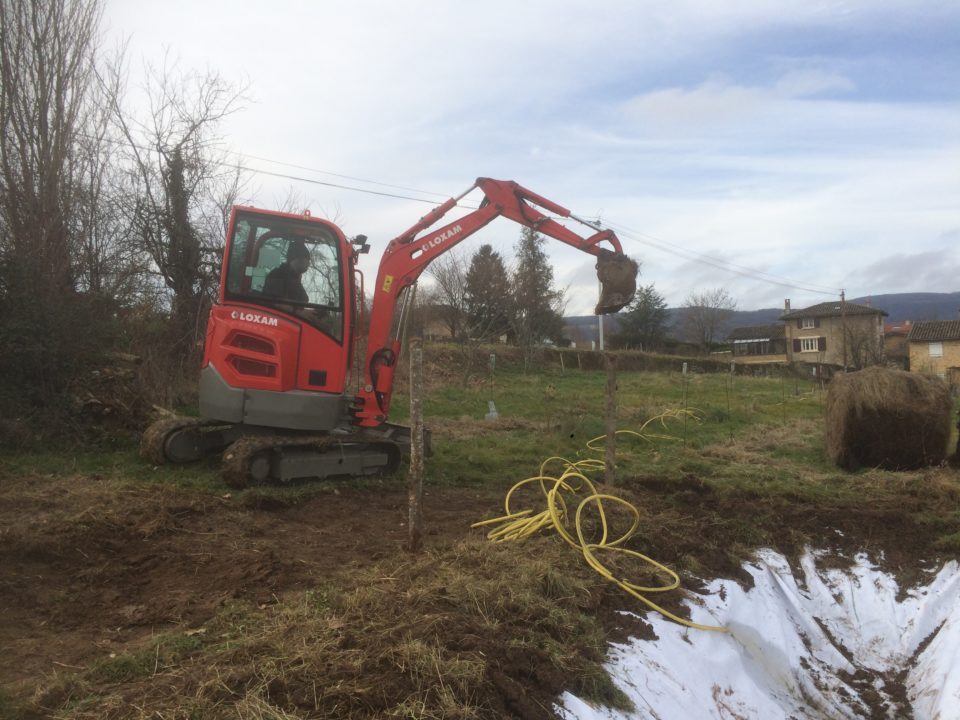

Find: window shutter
[793,339,801,353]
[818,337,826,352]
[796,319,802,329]
[814,318,821,328]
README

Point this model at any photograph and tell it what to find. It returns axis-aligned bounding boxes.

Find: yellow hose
[472,413,727,634]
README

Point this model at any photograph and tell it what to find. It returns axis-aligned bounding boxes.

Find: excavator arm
[352,177,638,427]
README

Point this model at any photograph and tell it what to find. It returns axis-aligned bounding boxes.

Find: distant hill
[847,292,960,323]
[564,291,960,345]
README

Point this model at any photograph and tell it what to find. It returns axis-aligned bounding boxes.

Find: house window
[801,318,816,329]
[801,337,820,352]
[734,340,769,356]
[929,342,943,358]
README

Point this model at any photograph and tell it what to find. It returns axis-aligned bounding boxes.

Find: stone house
[907,320,960,386]
[780,300,887,371]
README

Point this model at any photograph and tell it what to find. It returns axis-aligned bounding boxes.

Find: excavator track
[221,433,403,488]
[141,417,208,465]
[141,416,242,465]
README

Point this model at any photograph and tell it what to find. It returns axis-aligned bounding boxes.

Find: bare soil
[0,474,491,702]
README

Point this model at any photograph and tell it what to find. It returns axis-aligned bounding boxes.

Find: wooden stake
[682,362,689,448]
[407,336,425,552]
[605,353,617,486]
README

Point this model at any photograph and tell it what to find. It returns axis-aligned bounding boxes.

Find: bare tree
[0,0,100,293]
[106,56,247,359]
[682,287,737,352]
[426,248,471,341]
[0,0,111,403]
[73,45,149,304]
[844,323,884,370]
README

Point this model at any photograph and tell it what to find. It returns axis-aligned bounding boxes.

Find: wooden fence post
[408,337,425,552]
[605,353,617,486]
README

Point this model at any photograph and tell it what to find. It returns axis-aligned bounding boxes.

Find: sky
[104,0,960,315]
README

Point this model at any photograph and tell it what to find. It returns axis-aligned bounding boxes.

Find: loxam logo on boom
[420,224,462,254]
[230,310,279,327]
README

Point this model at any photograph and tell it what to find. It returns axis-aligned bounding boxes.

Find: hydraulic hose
[473,414,727,634]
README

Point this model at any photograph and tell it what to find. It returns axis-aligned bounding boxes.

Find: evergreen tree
[464,244,511,340]
[614,283,669,351]
[510,228,565,353]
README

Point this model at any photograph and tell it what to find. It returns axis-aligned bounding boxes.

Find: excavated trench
[560,549,960,719]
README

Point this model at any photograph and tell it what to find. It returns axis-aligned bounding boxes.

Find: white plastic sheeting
[558,549,960,719]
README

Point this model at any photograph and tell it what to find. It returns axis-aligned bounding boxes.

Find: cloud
[104,0,960,314]
[851,248,960,294]
[774,69,856,97]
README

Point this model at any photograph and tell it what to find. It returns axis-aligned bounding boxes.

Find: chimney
[784,299,791,312]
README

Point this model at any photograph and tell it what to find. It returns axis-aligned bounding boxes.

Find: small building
[780,300,887,371]
[907,320,960,386]
[727,324,788,364]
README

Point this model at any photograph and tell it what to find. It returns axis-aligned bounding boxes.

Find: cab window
[225,213,344,341]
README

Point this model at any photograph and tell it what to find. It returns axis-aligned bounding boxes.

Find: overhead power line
[81,129,841,296]
[600,219,840,297]
[223,162,452,205]
[231,151,453,200]
[79,130,462,207]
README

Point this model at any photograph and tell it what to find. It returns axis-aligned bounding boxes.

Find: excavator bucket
[594,252,639,315]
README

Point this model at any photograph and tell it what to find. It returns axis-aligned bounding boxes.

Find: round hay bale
[825,367,952,471]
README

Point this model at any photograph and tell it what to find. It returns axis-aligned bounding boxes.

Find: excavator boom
[354,177,638,427]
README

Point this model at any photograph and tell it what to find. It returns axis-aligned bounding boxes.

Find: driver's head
[287,239,310,273]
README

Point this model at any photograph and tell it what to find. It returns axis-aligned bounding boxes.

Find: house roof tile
[907,320,960,342]
[884,321,913,335]
[780,301,888,320]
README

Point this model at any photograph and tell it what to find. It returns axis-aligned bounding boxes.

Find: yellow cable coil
[472,413,727,634]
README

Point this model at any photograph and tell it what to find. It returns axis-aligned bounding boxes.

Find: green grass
[388,363,834,489]
[0,446,223,489]
[86,632,206,685]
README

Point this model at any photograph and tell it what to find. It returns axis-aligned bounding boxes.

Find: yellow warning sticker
[382,275,394,293]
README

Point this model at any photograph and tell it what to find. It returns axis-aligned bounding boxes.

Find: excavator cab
[198,208,358,435]
[223,210,346,340]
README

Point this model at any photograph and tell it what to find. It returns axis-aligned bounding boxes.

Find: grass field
[3,345,959,719]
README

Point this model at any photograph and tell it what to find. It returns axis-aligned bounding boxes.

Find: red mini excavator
[142,178,638,486]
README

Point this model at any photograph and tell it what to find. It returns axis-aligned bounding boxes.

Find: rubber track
[140,416,206,465]
[221,434,402,488]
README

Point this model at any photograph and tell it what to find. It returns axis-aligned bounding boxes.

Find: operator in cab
[263,239,310,303]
